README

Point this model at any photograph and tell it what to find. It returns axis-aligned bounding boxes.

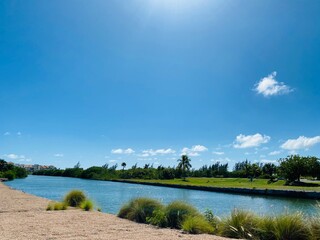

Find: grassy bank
[119,178,320,192]
[118,197,320,239]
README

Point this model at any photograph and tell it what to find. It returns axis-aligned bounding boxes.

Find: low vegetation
[46,201,68,211]
[80,199,94,211]
[64,190,87,207]
[118,198,163,223]
[46,190,94,211]
[118,197,320,239]
[165,201,199,229]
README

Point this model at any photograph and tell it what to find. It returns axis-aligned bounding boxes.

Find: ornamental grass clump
[256,216,276,240]
[46,201,67,211]
[81,199,94,211]
[272,213,311,240]
[118,197,164,223]
[54,202,68,210]
[147,208,168,227]
[64,190,87,207]
[46,202,54,211]
[182,215,214,234]
[219,209,259,239]
[165,201,199,229]
[310,217,320,240]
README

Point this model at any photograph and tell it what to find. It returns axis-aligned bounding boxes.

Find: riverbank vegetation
[46,190,94,211]
[0,159,27,180]
[118,197,320,239]
[33,155,320,191]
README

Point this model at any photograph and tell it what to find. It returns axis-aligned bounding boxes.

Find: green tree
[305,156,320,179]
[121,162,126,170]
[262,163,277,177]
[279,155,307,183]
[177,155,192,180]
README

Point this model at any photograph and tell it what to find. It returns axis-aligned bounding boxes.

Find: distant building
[14,163,57,173]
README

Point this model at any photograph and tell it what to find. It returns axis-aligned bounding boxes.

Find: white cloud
[109,160,117,163]
[17,132,22,136]
[188,152,200,157]
[4,154,25,160]
[54,153,64,157]
[234,133,270,148]
[111,148,135,154]
[181,145,208,156]
[192,145,208,152]
[141,148,175,157]
[269,150,282,156]
[255,72,293,97]
[213,151,225,155]
[281,136,320,150]
[4,132,10,136]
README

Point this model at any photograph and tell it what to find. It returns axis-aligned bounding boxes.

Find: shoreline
[0,182,230,240]
[111,179,320,200]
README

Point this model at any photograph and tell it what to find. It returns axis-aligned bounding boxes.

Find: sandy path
[0,182,231,240]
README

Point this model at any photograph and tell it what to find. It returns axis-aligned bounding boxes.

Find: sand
[0,182,232,240]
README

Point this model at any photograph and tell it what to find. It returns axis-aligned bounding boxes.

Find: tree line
[33,154,320,184]
[0,159,28,180]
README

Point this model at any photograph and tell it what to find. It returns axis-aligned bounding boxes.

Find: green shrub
[46,201,67,211]
[3,170,15,180]
[219,209,259,239]
[272,213,310,240]
[46,202,54,211]
[117,198,163,223]
[54,202,68,210]
[182,215,214,234]
[166,201,199,229]
[147,208,168,227]
[64,190,87,207]
[81,199,94,211]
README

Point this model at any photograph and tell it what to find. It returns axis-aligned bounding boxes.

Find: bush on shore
[46,201,68,211]
[165,201,199,229]
[118,198,163,223]
[182,215,214,234]
[81,199,94,211]
[64,190,87,207]
[118,197,320,239]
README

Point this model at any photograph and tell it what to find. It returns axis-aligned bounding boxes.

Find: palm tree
[121,162,126,171]
[177,155,192,180]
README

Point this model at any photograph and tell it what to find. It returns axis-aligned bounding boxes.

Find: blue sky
[1,0,320,169]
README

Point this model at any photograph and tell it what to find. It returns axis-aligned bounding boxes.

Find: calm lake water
[5,175,319,217]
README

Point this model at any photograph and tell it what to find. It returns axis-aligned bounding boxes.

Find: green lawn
[124,178,320,192]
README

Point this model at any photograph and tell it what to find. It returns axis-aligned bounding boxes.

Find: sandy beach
[0,182,231,240]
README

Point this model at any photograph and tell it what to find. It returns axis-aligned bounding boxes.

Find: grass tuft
[147,208,168,227]
[53,202,68,210]
[46,201,67,211]
[46,202,54,211]
[117,197,163,223]
[272,213,311,240]
[81,199,94,211]
[182,215,214,234]
[166,201,199,229]
[64,190,87,207]
[219,209,259,239]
